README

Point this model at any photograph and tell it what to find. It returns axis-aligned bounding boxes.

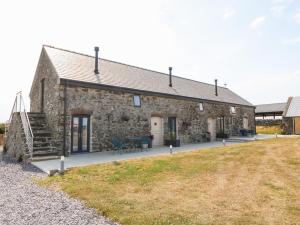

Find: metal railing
[7,92,34,159]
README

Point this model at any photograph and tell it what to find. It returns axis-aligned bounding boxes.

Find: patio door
[71,115,90,153]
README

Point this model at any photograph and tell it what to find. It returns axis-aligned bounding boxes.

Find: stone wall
[58,85,255,154]
[29,48,62,152]
[5,113,28,161]
[255,119,282,126]
[282,117,294,134]
[29,50,255,154]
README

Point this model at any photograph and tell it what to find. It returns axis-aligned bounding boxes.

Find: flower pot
[164,139,181,147]
[142,143,148,149]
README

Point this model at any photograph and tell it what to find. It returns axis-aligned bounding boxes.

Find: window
[199,102,204,111]
[230,106,236,114]
[133,95,141,107]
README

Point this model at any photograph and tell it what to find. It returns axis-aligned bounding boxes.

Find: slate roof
[255,103,286,114]
[44,45,253,107]
[284,96,300,117]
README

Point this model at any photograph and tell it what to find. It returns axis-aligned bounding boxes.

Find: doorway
[295,117,300,134]
[243,117,249,129]
[207,118,216,141]
[71,115,90,153]
[151,117,164,146]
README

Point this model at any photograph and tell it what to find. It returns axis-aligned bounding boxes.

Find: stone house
[6,45,255,159]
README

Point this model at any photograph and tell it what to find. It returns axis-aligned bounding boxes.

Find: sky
[0,0,300,122]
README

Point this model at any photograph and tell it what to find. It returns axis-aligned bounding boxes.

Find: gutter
[63,80,67,156]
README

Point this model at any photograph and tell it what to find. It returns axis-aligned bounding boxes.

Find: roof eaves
[60,78,255,108]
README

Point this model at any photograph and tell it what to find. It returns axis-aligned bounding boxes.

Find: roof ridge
[43,44,228,90]
[256,102,286,106]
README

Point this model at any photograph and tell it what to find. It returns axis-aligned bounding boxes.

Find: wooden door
[295,117,300,134]
[207,118,216,141]
[151,117,164,146]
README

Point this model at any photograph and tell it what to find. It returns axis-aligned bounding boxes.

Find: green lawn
[40,138,300,225]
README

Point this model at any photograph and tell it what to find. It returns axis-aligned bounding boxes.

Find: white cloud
[250,16,266,29]
[270,0,294,17]
[223,8,235,19]
[271,5,286,16]
[295,10,300,23]
[282,37,300,45]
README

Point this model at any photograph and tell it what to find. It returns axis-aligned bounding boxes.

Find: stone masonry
[29,48,255,155]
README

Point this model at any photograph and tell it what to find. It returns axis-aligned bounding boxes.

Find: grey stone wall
[29,48,62,153]
[256,119,282,126]
[28,50,255,154]
[5,113,28,161]
[282,117,294,134]
[60,86,255,154]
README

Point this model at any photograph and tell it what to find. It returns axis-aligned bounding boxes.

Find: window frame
[199,102,204,112]
[230,106,236,114]
[133,95,141,107]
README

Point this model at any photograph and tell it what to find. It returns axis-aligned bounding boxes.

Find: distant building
[255,97,300,134]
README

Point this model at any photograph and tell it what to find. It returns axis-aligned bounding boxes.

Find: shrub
[0,123,5,134]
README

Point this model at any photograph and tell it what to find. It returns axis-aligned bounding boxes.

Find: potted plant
[148,135,154,148]
[165,132,180,147]
[216,132,228,139]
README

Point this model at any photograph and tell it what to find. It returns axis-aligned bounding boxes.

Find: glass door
[71,115,90,153]
[168,117,177,140]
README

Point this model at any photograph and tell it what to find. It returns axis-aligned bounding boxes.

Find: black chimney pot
[215,79,218,96]
[94,46,99,74]
[169,67,173,87]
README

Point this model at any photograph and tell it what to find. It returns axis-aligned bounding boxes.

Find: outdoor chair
[112,137,128,154]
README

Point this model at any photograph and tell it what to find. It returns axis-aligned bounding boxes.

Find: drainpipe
[63,80,67,156]
[254,107,256,134]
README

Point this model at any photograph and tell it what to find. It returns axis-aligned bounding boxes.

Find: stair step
[34,138,52,143]
[28,113,46,117]
[33,142,52,147]
[31,155,60,162]
[33,146,55,151]
[33,150,58,156]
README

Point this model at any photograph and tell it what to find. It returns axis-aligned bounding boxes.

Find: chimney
[169,67,173,87]
[94,46,99,74]
[215,79,218,96]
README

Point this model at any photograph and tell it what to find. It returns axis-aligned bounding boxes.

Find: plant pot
[142,143,148,149]
[164,139,181,147]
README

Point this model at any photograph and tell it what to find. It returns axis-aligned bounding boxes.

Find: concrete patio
[32,134,276,173]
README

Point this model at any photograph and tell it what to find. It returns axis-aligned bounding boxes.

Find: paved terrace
[32,134,275,173]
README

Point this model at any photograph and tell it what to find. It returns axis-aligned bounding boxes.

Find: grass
[39,138,300,225]
[256,125,283,134]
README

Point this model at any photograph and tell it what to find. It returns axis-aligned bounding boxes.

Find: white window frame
[199,102,204,111]
[230,106,236,114]
[133,95,141,107]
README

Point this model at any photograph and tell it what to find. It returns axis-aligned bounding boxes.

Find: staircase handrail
[7,92,34,159]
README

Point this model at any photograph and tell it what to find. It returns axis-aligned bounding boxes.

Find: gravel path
[0,153,118,225]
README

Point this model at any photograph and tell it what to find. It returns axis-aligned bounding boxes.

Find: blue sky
[0,0,299,122]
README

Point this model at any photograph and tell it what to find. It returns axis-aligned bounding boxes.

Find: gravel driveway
[0,153,118,225]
